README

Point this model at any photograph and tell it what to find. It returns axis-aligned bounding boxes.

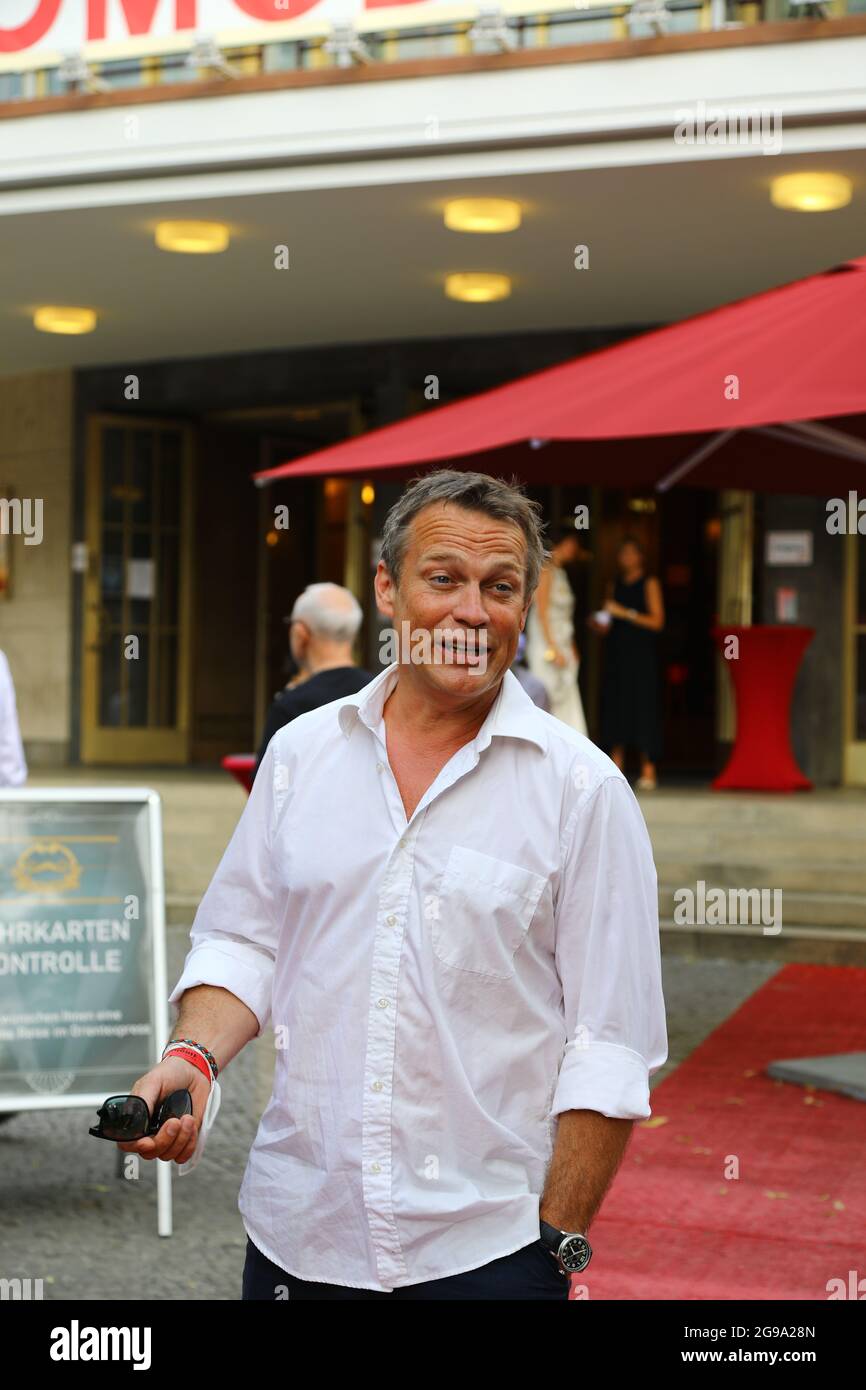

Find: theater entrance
[551,484,722,779]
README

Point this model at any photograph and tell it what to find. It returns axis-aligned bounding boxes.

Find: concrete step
[653,858,866,895]
[659,921,866,966]
[652,853,866,892]
[637,789,866,837]
[647,829,866,861]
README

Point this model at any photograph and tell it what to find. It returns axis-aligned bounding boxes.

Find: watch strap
[539,1218,569,1254]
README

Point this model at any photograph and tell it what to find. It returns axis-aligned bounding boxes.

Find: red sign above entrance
[0,0,432,54]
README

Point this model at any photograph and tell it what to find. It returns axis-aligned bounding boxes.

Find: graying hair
[291,582,363,642]
[380,469,548,600]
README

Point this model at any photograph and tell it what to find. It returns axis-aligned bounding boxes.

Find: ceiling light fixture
[33,306,97,335]
[444,199,522,233]
[445,273,512,303]
[155,220,230,253]
[770,172,852,212]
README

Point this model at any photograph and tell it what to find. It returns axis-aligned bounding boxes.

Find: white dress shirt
[0,650,27,787]
[169,662,667,1292]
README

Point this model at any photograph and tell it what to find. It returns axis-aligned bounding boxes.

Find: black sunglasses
[89,1089,193,1142]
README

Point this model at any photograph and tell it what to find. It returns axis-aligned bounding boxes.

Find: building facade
[1,3,865,782]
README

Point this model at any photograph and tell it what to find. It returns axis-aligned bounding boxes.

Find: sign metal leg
[157,1158,173,1237]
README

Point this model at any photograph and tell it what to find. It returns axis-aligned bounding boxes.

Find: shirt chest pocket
[431,845,547,980]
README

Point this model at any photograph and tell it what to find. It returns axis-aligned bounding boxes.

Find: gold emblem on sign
[13,840,83,895]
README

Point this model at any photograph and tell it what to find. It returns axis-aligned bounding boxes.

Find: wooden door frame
[715,490,754,744]
[843,530,866,785]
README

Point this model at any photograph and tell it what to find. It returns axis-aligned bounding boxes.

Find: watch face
[559,1234,591,1274]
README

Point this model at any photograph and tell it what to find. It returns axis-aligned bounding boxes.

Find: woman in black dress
[592,537,665,789]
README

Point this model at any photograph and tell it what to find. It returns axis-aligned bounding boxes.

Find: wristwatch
[539,1219,592,1275]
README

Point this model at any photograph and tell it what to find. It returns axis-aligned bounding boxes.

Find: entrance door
[843,531,866,785]
[81,415,193,764]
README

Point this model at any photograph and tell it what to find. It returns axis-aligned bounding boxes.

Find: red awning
[253,256,866,495]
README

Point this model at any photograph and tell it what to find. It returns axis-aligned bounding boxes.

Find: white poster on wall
[126,558,156,600]
[765,531,813,567]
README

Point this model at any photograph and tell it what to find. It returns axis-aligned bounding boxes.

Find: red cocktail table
[221,753,255,794]
[712,625,814,791]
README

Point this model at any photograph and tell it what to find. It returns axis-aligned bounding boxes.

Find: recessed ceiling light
[155,220,230,253]
[445,273,512,303]
[33,306,97,335]
[770,172,852,212]
[444,199,522,233]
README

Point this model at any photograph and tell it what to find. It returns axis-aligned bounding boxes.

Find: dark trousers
[242,1235,571,1301]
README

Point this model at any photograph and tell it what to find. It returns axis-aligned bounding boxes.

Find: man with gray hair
[119,468,667,1301]
[252,581,371,782]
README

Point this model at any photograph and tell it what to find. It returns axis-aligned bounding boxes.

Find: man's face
[375,501,530,703]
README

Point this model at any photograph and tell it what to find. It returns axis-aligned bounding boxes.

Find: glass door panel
[82,416,192,764]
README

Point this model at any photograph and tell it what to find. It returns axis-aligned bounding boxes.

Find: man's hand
[115,1055,211,1165]
[114,985,257,1163]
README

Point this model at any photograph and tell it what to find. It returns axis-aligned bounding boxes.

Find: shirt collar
[337,663,548,755]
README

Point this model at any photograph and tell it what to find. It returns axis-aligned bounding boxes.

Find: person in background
[590,536,665,791]
[252,582,372,783]
[0,648,27,787]
[525,526,588,734]
[511,630,550,713]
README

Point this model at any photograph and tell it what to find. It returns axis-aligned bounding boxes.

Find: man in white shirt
[117,469,667,1300]
[0,649,27,787]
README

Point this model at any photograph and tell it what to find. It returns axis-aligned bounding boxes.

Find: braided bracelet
[163,1036,219,1081]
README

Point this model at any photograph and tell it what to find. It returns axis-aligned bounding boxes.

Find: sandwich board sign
[0,788,173,1234]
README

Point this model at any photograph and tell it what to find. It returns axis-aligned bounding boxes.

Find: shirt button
[386,914,397,927]
[371,1081,384,1092]
[371,1163,382,1174]
[376,998,389,1009]
[376,762,384,772]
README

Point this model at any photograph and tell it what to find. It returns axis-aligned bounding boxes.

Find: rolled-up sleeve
[168,736,285,1034]
[550,774,668,1121]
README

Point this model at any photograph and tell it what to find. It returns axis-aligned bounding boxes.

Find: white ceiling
[2,148,865,375]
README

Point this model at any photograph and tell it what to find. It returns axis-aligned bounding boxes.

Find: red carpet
[573,964,866,1301]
